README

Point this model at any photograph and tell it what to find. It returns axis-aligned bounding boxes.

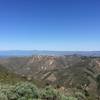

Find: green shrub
[0,92,8,100]
[40,85,78,100]
[40,85,58,99]
[59,94,78,100]
[75,92,86,100]
[0,82,79,100]
[7,90,17,100]
[14,82,39,99]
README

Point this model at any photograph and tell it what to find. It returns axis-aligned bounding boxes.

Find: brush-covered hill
[0,55,100,99]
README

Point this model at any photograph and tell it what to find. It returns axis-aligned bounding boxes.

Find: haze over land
[0,50,100,57]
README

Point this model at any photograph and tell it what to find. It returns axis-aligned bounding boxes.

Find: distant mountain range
[0,50,100,57]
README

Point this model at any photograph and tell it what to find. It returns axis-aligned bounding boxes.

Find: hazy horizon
[0,49,100,52]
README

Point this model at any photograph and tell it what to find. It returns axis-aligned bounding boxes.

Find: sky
[0,0,100,51]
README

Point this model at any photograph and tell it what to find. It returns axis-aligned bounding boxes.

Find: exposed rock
[27,75,33,81]
[46,73,56,82]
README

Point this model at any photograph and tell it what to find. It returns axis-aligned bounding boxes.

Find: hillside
[0,55,100,99]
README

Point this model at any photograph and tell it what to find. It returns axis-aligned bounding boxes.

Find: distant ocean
[0,50,100,57]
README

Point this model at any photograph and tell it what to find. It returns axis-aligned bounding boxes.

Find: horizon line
[0,50,100,52]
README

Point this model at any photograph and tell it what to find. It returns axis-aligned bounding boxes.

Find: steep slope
[0,64,25,84]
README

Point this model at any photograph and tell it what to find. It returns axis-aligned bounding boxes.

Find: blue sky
[0,0,100,51]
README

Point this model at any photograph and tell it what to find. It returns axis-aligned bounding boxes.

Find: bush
[14,82,39,99]
[0,92,8,100]
[0,82,39,100]
[40,85,78,100]
[59,94,78,100]
[40,85,58,99]
[0,82,79,100]
[75,92,86,100]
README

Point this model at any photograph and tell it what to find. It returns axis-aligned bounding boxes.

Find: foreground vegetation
[0,82,78,100]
